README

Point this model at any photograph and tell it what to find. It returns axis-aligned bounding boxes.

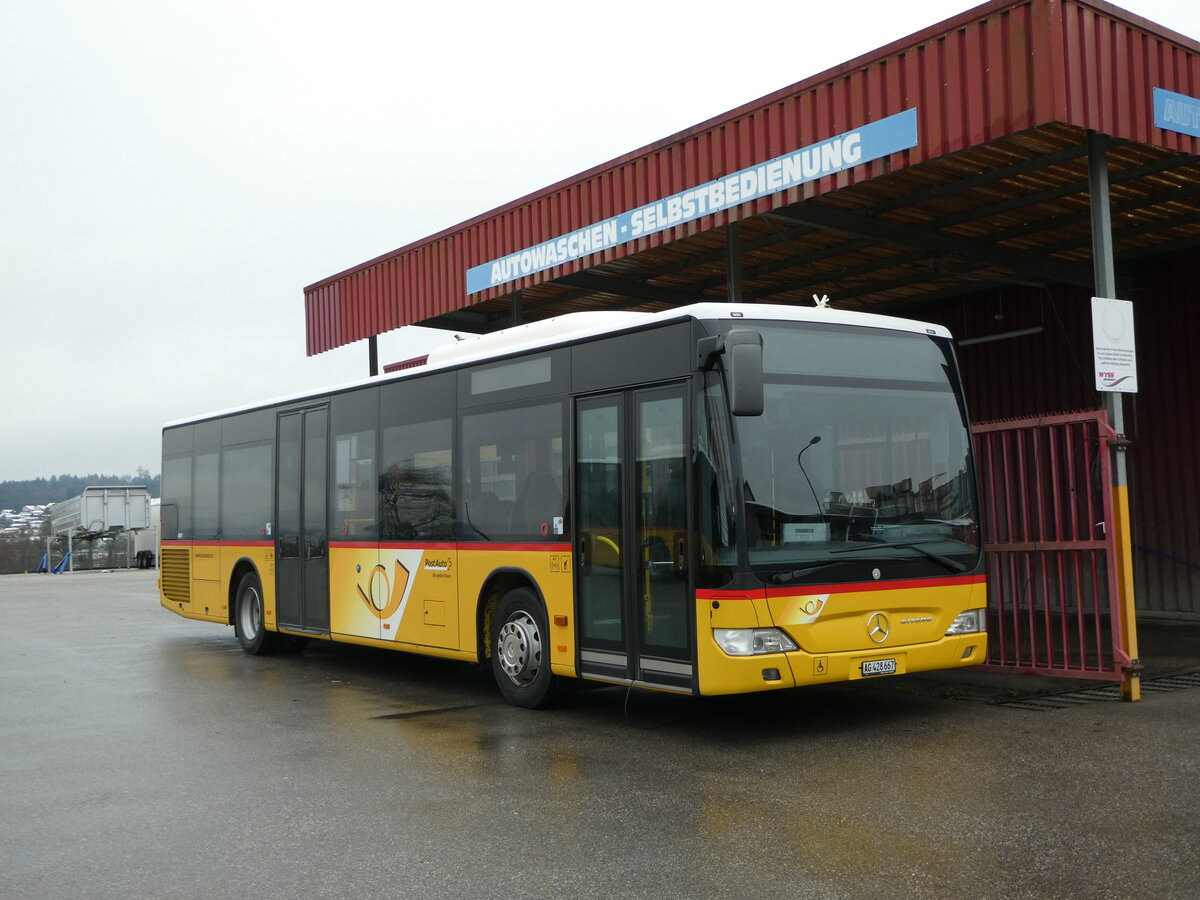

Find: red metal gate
[972,411,1136,681]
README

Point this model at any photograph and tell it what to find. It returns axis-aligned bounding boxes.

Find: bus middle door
[574,384,694,693]
[276,407,331,635]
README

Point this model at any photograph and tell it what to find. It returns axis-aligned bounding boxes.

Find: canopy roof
[304,0,1200,353]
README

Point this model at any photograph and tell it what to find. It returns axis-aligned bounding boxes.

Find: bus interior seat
[512,471,560,536]
[467,491,505,535]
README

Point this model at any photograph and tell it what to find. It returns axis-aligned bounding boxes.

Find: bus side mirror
[697,330,764,416]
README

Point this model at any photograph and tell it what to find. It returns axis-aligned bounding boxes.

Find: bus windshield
[727,321,980,584]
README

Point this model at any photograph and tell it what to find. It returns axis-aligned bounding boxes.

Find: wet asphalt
[2,570,1198,899]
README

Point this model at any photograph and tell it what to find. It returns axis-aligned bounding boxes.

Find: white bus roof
[165,302,952,428]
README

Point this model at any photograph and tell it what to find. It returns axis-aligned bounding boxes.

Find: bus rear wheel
[234,571,279,656]
[492,588,556,709]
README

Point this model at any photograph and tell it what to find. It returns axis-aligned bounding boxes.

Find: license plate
[861,658,897,677]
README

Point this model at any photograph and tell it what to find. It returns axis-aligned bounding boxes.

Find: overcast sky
[2,0,1197,482]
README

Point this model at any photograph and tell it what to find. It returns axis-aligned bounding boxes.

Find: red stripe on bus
[462,543,571,553]
[326,541,571,553]
[762,574,986,598]
[160,540,274,548]
[696,574,986,601]
[329,541,458,551]
[377,541,457,551]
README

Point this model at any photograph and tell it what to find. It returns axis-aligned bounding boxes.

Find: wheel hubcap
[239,587,261,639]
[497,612,542,686]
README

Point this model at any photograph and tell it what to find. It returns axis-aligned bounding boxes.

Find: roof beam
[554,271,701,305]
[864,142,1097,216]
[688,236,887,294]
[637,221,820,279]
[768,203,1107,290]
[754,260,1035,303]
[1115,232,1200,265]
[752,258,1026,306]
[415,308,495,333]
[884,278,1028,315]
[533,221,823,310]
[931,151,1194,232]
[985,176,1200,246]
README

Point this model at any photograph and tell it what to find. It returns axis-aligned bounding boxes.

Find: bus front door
[575,385,694,692]
[276,407,330,634]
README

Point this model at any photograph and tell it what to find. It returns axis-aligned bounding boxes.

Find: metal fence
[972,410,1134,681]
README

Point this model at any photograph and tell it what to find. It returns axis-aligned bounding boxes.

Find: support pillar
[368,336,379,377]
[1088,131,1140,701]
[725,222,742,302]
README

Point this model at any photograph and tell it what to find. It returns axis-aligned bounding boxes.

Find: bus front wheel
[492,588,556,709]
[234,571,279,656]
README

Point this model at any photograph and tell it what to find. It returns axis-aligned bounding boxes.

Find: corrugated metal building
[303,0,1200,618]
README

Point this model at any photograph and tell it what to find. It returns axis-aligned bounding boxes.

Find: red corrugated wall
[921,254,1200,616]
[1123,255,1200,615]
[305,0,1200,355]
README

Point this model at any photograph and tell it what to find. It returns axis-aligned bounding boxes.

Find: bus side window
[161,455,192,540]
[331,388,379,541]
[378,373,456,542]
[461,401,563,541]
[379,418,453,541]
[193,452,219,541]
[220,443,272,541]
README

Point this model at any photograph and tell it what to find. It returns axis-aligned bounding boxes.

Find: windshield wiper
[769,561,845,584]
[831,540,968,573]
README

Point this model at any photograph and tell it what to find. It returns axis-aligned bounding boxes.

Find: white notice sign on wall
[1092,297,1138,393]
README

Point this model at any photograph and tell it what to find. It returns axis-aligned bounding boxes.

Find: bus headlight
[945,609,987,635]
[714,627,798,656]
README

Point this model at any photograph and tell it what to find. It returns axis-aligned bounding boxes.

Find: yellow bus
[159,302,986,707]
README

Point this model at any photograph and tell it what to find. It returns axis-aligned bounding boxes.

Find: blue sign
[466,108,920,295]
[1154,87,1200,139]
